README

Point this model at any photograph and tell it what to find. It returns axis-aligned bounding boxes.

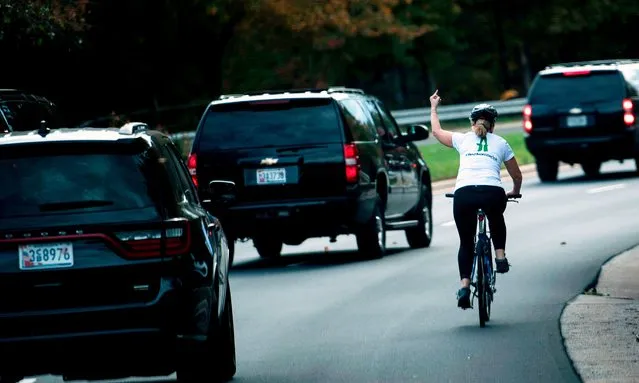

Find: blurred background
[2,0,638,132]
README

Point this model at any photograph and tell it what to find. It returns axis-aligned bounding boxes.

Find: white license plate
[19,243,74,270]
[566,115,588,127]
[256,168,286,185]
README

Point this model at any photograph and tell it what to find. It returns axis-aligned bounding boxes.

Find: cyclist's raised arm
[504,156,523,196]
[429,90,454,148]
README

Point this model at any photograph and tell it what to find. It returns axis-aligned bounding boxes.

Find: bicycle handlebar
[445,193,522,200]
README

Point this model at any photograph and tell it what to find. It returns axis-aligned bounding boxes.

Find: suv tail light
[343,143,360,183]
[623,98,635,126]
[523,104,533,133]
[187,153,198,187]
[114,218,191,259]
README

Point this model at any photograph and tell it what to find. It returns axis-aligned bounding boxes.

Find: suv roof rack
[218,86,365,100]
[119,122,148,135]
[546,59,639,69]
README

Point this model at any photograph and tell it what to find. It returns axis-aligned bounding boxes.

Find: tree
[222,0,437,93]
[0,0,88,48]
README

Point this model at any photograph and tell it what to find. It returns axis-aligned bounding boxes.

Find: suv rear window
[198,98,342,150]
[0,100,58,131]
[0,145,161,219]
[529,71,625,105]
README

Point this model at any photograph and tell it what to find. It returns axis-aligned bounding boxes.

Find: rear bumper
[525,131,638,162]
[224,195,373,239]
[0,278,210,376]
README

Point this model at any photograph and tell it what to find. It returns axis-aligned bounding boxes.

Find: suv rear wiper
[276,144,326,153]
[39,199,114,212]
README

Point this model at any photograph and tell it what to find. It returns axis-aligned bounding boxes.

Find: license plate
[566,115,587,127]
[19,243,74,270]
[256,168,286,185]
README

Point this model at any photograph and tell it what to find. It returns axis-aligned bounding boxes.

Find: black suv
[523,59,639,181]
[0,123,235,382]
[187,87,434,261]
[0,89,59,133]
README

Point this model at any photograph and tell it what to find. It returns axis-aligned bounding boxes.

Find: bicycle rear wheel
[475,237,491,327]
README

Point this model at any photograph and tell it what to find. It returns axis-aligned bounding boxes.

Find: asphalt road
[25,160,639,383]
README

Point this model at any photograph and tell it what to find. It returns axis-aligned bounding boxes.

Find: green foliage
[0,0,88,47]
[3,0,639,126]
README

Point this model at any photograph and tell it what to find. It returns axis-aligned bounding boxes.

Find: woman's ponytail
[472,118,490,138]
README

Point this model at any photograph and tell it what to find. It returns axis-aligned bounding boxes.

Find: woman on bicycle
[428,90,523,309]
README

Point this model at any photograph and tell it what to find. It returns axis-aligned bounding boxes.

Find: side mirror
[208,180,237,205]
[403,124,429,141]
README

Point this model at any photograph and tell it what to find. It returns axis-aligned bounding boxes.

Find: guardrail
[169,97,527,142]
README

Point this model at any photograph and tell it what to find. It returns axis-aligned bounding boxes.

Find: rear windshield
[0,145,162,219]
[197,98,342,150]
[0,100,58,131]
[529,71,625,105]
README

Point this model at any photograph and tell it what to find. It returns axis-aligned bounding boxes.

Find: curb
[559,245,639,382]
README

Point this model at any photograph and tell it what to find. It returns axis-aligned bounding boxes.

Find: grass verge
[419,131,535,182]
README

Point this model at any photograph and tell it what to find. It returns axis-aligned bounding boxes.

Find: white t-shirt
[451,132,515,191]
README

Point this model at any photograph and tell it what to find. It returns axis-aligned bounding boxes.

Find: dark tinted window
[0,146,162,219]
[529,71,625,105]
[0,100,58,131]
[164,142,199,204]
[374,101,400,138]
[339,99,376,141]
[198,98,342,150]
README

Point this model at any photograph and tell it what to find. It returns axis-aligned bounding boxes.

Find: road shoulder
[560,246,639,383]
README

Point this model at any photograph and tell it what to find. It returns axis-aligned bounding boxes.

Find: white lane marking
[586,183,626,194]
[19,379,37,383]
[441,220,455,227]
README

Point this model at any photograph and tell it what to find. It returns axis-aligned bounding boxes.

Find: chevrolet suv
[523,59,639,181]
[0,123,235,382]
[187,87,434,261]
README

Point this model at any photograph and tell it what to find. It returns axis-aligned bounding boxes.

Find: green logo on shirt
[477,137,488,152]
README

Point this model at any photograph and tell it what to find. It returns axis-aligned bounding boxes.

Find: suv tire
[177,283,236,383]
[356,196,386,259]
[405,184,433,248]
[536,157,558,182]
[581,161,601,178]
[253,236,283,258]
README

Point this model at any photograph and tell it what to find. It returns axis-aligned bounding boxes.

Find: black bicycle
[445,192,522,327]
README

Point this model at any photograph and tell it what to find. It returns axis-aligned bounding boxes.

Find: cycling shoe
[457,287,471,309]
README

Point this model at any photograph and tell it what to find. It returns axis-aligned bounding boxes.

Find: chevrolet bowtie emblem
[260,158,279,165]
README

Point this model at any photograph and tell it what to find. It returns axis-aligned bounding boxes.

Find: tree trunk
[519,41,532,93]
[492,0,511,90]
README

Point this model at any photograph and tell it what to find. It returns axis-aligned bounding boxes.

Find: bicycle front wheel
[475,237,491,327]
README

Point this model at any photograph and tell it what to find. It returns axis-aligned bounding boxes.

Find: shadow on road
[452,321,518,333]
[231,247,408,272]
[555,168,638,184]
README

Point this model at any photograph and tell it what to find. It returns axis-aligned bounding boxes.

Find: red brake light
[114,218,191,259]
[343,144,360,183]
[187,153,198,187]
[563,70,591,76]
[522,104,533,133]
[623,98,635,127]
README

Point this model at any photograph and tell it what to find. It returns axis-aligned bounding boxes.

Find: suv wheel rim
[375,214,384,249]
[422,206,431,239]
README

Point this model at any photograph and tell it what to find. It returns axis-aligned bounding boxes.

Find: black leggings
[453,185,507,280]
